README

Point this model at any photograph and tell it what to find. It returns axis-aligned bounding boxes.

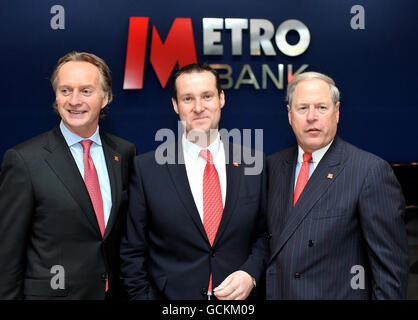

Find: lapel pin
[114,156,119,162]
[327,173,333,179]
[233,162,239,167]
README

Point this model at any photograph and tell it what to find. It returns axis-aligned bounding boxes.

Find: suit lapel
[212,142,242,247]
[100,132,122,240]
[166,141,209,242]
[43,126,100,235]
[166,140,244,247]
[270,137,347,262]
[268,147,297,239]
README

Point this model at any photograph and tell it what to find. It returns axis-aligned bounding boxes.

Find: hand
[213,270,254,300]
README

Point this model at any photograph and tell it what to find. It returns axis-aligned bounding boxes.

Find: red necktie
[80,140,108,292]
[199,149,223,295]
[80,140,106,237]
[293,152,312,206]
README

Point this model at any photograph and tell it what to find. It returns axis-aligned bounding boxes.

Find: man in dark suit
[120,64,268,300]
[0,51,136,299]
[266,71,408,299]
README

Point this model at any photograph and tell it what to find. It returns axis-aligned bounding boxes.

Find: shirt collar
[59,120,102,147]
[182,132,221,161]
[297,139,334,166]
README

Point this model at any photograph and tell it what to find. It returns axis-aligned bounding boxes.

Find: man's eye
[60,89,70,95]
[82,89,92,95]
[318,105,329,113]
[183,97,192,102]
[204,95,212,100]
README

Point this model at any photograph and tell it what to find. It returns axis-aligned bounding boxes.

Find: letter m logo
[123,17,197,89]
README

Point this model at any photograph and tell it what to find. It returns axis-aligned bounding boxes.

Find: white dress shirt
[182,133,227,223]
[59,121,112,226]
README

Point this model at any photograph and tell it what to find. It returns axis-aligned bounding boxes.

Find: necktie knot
[80,140,93,154]
[303,152,312,163]
[199,149,213,164]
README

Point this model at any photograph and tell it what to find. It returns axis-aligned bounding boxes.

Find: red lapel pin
[233,162,239,167]
[114,156,119,162]
[327,173,333,179]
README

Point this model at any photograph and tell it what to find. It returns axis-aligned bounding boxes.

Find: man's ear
[172,98,179,114]
[335,101,340,123]
[287,104,292,125]
[101,92,109,109]
[219,90,225,109]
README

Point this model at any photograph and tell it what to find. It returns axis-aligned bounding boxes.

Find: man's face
[55,61,108,138]
[172,71,225,140]
[288,78,340,153]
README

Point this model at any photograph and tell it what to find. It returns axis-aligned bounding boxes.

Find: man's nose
[193,99,204,113]
[306,105,318,121]
[69,91,82,106]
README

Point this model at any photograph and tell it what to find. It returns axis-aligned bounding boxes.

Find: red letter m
[123,17,197,89]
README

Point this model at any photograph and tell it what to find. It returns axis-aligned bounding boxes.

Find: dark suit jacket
[0,125,136,299]
[120,141,269,300]
[266,136,408,299]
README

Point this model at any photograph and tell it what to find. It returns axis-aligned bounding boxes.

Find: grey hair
[286,71,340,108]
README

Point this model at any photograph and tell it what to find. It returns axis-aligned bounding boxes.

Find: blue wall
[1,0,417,162]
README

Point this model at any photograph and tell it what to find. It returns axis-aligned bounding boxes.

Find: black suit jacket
[120,141,269,300]
[266,136,408,299]
[0,125,136,299]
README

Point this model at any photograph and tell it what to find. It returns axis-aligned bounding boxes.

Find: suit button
[294,273,301,279]
[308,240,314,247]
[201,288,208,296]
[267,233,272,240]
[101,273,107,280]
[211,251,216,257]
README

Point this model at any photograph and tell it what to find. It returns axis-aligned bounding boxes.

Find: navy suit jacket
[120,141,269,300]
[266,136,408,299]
[0,125,136,299]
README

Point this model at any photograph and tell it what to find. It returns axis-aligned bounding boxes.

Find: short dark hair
[172,63,222,103]
[51,51,112,117]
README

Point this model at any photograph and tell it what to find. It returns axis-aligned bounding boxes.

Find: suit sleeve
[0,149,34,299]
[238,153,269,288]
[358,158,409,299]
[119,158,152,300]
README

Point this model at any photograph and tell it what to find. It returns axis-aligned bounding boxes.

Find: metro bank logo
[123,17,310,90]
[123,18,197,90]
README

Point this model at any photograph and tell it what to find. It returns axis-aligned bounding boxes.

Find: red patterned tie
[80,140,108,292]
[199,149,223,295]
[80,140,106,237]
[293,152,312,206]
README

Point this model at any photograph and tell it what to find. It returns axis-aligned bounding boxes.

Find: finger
[215,281,242,299]
[219,287,244,300]
[234,290,250,300]
[214,283,236,298]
